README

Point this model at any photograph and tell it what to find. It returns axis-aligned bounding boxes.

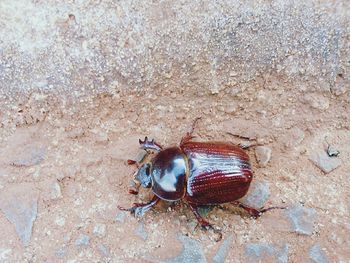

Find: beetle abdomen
[181,142,252,205]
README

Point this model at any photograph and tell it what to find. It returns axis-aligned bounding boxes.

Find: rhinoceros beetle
[119,119,279,229]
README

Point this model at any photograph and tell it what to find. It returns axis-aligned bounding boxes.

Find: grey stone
[309,243,328,263]
[0,185,38,247]
[55,248,66,258]
[98,244,110,258]
[11,147,46,167]
[285,205,316,235]
[75,234,90,248]
[240,180,270,209]
[93,223,106,237]
[134,222,148,241]
[255,146,272,167]
[303,93,330,110]
[212,234,234,263]
[167,235,207,263]
[115,211,126,223]
[245,243,289,263]
[309,151,342,173]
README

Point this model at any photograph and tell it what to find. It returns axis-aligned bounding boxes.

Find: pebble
[55,248,66,258]
[285,205,316,235]
[167,234,207,263]
[98,244,110,258]
[50,182,62,200]
[0,184,38,246]
[309,150,342,173]
[255,146,272,167]
[212,234,233,263]
[115,211,126,223]
[0,248,12,261]
[75,234,90,248]
[240,180,270,209]
[55,216,66,227]
[134,222,148,241]
[93,223,107,237]
[245,243,289,263]
[309,243,328,263]
[303,93,330,110]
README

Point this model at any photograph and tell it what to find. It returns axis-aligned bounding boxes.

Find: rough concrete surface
[0,0,350,262]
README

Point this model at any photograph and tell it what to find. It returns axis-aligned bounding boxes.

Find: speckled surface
[0,0,349,262]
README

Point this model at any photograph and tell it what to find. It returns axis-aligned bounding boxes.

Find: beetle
[119,120,277,228]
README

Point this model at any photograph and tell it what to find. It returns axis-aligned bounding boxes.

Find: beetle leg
[139,136,163,152]
[187,203,212,228]
[180,117,202,145]
[233,201,286,218]
[118,195,160,217]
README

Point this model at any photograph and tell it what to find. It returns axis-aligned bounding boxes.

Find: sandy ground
[1,0,350,262]
[0,85,349,262]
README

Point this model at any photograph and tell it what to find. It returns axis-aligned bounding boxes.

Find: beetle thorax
[150,147,188,201]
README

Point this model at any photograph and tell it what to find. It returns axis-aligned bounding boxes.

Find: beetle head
[136,163,152,188]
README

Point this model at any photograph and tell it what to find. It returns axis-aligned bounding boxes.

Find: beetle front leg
[180,117,202,145]
[118,195,160,217]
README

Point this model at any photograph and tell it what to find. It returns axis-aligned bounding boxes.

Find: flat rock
[134,222,148,241]
[0,184,38,247]
[98,244,110,258]
[309,243,328,263]
[245,243,289,263]
[75,234,90,248]
[240,180,270,209]
[255,146,272,167]
[167,234,207,263]
[285,205,316,235]
[212,234,234,263]
[309,151,342,173]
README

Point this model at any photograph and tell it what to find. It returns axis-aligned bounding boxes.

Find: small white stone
[255,146,272,167]
[93,223,106,237]
[55,217,66,227]
[86,176,95,182]
[0,248,12,261]
[50,182,62,200]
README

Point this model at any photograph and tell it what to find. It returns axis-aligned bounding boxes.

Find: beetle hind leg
[232,201,286,218]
